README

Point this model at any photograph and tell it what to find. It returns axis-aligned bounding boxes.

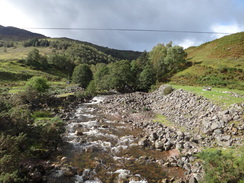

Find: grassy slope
[0,37,141,84]
[186,32,244,68]
[171,32,244,89]
[172,85,244,106]
[0,45,67,84]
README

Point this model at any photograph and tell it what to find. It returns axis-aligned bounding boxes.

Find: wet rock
[29,170,43,182]
[62,167,76,177]
[128,176,140,181]
[61,156,68,163]
[75,130,84,136]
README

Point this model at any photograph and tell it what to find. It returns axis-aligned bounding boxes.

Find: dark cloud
[4,0,244,50]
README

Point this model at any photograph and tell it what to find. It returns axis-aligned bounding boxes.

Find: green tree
[93,63,110,91]
[107,60,133,92]
[149,44,168,80]
[72,64,93,88]
[26,48,41,67]
[164,45,187,73]
[149,43,187,81]
[138,64,156,91]
[136,51,149,70]
[25,76,49,93]
[25,48,48,69]
[48,53,74,74]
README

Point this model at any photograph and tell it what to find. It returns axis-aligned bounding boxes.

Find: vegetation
[72,64,93,88]
[0,27,243,182]
[198,147,244,183]
[172,32,244,89]
[25,76,50,92]
[0,94,65,182]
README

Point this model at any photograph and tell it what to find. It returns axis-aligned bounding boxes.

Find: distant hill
[0,25,47,41]
[0,26,142,83]
[0,26,141,61]
[51,37,141,61]
[171,32,244,89]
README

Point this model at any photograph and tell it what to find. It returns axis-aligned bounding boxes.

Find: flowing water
[48,96,184,183]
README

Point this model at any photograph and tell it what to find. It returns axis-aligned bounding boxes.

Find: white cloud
[211,23,243,39]
[177,39,198,49]
[0,0,34,27]
[0,0,244,51]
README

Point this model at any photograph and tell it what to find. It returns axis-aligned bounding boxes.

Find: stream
[47,96,184,183]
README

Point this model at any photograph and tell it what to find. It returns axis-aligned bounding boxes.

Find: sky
[0,0,243,51]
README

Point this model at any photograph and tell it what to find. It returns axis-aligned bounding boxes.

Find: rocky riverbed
[34,85,243,183]
[44,96,185,183]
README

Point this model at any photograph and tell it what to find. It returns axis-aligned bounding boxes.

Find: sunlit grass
[172,85,244,106]
[153,114,187,131]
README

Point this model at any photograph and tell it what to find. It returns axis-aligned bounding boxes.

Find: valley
[0,26,243,183]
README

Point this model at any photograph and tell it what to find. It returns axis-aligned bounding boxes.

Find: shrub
[84,80,97,97]
[38,117,65,151]
[198,148,244,183]
[72,64,93,88]
[25,76,50,93]
[162,85,174,95]
[32,111,51,118]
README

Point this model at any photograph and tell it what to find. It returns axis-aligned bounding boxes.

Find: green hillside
[171,32,244,90]
[186,32,244,68]
[0,33,141,85]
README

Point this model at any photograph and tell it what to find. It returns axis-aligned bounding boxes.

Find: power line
[24,27,232,35]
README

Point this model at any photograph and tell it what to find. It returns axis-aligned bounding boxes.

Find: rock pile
[99,85,244,182]
[102,85,244,147]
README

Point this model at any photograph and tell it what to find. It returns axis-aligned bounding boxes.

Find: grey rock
[213,129,222,136]
[138,137,149,147]
[177,159,184,167]
[189,175,197,183]
[210,122,220,131]
[155,140,165,150]
[222,135,231,141]
[164,141,172,150]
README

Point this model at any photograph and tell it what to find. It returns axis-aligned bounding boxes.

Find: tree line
[72,42,187,94]
[23,41,187,93]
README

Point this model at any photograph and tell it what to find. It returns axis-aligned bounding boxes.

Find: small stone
[75,130,84,136]
[61,156,67,162]
[222,135,231,141]
[210,122,219,131]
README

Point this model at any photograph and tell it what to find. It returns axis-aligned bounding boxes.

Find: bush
[84,80,97,97]
[162,85,174,95]
[37,117,65,151]
[32,110,52,118]
[25,76,50,93]
[198,148,244,183]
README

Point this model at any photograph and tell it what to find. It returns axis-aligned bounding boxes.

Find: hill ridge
[0,25,47,41]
